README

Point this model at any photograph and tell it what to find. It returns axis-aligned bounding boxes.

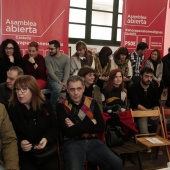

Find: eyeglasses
[48,48,56,51]
[5,47,14,50]
[15,88,30,93]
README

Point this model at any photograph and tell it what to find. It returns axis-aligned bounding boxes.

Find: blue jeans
[47,77,62,110]
[62,139,123,170]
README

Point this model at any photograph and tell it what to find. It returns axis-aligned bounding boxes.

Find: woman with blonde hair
[8,75,59,170]
[70,40,95,75]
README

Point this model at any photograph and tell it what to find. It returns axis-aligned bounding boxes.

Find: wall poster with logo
[0,0,70,56]
[121,0,168,59]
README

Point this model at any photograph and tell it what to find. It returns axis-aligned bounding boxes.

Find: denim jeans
[47,77,62,110]
[62,138,123,170]
[0,165,5,170]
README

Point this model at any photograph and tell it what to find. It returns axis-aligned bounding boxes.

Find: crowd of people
[0,38,170,170]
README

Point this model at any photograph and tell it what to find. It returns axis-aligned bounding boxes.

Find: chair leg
[137,152,143,170]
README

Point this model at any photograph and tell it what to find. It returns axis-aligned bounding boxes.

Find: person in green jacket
[0,103,19,170]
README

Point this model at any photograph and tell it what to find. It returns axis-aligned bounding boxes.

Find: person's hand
[28,56,35,64]
[34,138,47,150]
[91,119,97,124]
[65,118,74,127]
[8,55,14,63]
[157,80,160,87]
[21,140,32,152]
[124,77,130,81]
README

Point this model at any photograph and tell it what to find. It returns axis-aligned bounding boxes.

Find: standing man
[128,67,159,134]
[45,40,70,110]
[162,47,170,107]
[129,42,148,83]
[56,75,123,170]
[0,103,19,170]
[0,66,24,109]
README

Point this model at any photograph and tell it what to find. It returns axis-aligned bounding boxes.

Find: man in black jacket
[162,47,170,107]
[56,75,123,170]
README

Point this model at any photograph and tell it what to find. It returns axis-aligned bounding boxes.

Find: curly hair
[113,46,129,60]
[0,39,22,59]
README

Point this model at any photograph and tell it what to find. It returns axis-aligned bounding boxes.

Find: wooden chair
[108,110,146,170]
[161,107,170,139]
[131,108,170,164]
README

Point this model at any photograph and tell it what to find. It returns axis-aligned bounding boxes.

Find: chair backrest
[130,108,165,137]
[161,107,170,139]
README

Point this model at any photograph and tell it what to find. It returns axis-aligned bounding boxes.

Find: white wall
[69,43,119,56]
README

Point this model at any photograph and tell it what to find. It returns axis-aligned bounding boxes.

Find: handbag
[105,104,125,147]
[30,143,58,164]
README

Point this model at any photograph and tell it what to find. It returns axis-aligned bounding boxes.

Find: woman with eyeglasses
[8,75,59,170]
[23,41,47,89]
[0,39,24,83]
[78,66,103,112]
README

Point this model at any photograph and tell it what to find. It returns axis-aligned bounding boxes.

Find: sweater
[23,54,47,80]
[45,54,70,83]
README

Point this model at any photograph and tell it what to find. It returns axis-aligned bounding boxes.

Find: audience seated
[78,66,103,112]
[94,46,112,90]
[0,39,24,83]
[111,46,132,89]
[45,40,70,111]
[145,49,164,99]
[70,40,95,75]
[56,75,123,170]
[162,47,170,107]
[0,103,19,170]
[128,67,159,134]
[0,66,24,109]
[23,41,47,90]
[8,75,59,170]
[102,69,127,111]
[129,42,148,84]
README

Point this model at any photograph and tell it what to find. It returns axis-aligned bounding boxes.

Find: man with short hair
[128,67,159,134]
[56,75,123,170]
[45,40,70,110]
[0,66,24,108]
[129,42,148,83]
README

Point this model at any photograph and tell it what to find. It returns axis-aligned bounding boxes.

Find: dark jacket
[8,101,59,153]
[0,82,12,109]
[162,53,170,86]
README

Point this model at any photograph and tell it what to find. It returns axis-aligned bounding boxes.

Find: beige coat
[0,104,19,170]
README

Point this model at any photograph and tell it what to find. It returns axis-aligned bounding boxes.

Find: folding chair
[161,107,170,139]
[131,108,170,164]
[106,110,146,170]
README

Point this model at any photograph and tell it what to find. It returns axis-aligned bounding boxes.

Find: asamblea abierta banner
[0,0,70,56]
[121,0,168,59]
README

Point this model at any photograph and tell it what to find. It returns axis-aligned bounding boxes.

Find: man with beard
[45,40,70,110]
[129,42,148,84]
[128,67,159,134]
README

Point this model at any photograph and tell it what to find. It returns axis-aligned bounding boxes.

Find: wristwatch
[32,62,36,66]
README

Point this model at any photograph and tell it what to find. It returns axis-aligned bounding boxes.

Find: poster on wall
[121,0,168,59]
[0,0,70,56]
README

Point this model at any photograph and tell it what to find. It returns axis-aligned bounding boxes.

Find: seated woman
[0,39,24,83]
[8,75,59,170]
[102,69,127,112]
[78,66,103,112]
[70,40,95,75]
[111,46,132,89]
[23,42,47,89]
[145,49,163,99]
